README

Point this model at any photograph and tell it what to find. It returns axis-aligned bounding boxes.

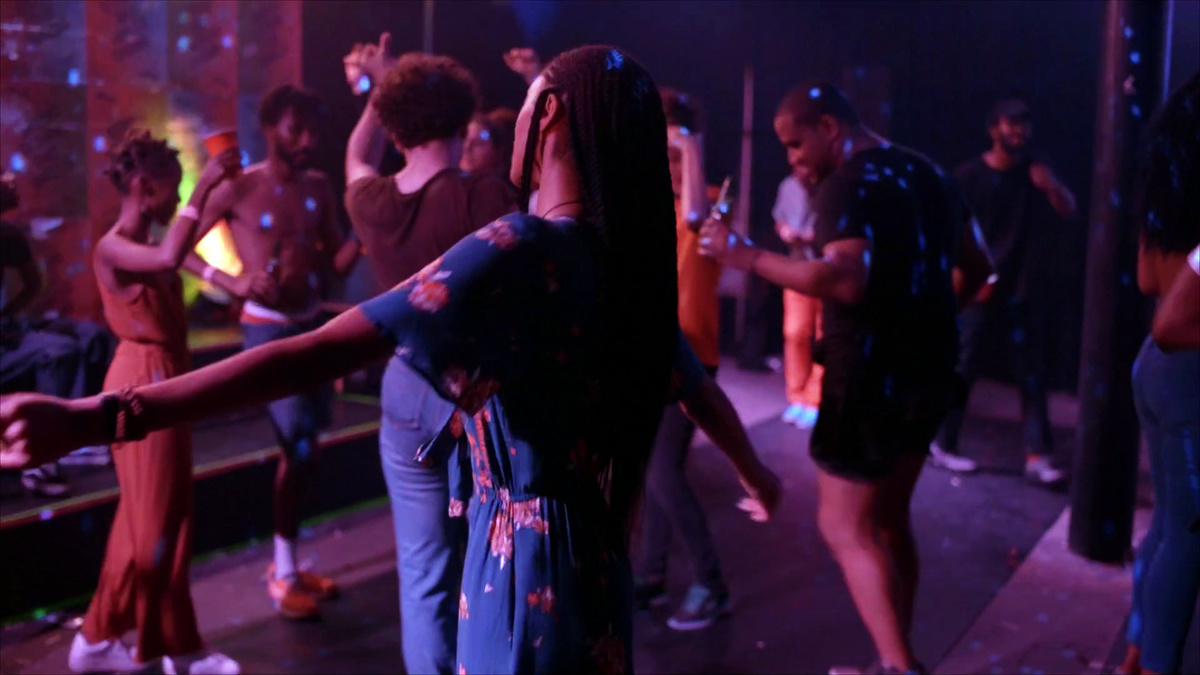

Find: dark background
[302,0,1200,391]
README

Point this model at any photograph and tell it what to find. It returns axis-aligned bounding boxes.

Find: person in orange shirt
[636,89,731,631]
[775,169,823,429]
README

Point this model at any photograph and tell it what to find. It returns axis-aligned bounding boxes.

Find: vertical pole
[422,0,434,54]
[733,65,754,345]
[1069,0,1169,563]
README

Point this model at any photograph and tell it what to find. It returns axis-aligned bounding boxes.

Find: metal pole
[1068,0,1169,563]
[422,0,434,54]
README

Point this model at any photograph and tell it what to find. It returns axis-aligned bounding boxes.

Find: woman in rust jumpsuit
[68,131,243,675]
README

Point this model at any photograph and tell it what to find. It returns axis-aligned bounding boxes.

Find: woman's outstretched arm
[1,307,392,467]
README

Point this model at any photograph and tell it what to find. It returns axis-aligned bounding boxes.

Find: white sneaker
[67,632,141,674]
[795,404,819,430]
[1025,456,1067,487]
[163,651,240,675]
[928,443,978,473]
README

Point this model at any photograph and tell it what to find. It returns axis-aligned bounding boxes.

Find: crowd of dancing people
[0,31,1196,675]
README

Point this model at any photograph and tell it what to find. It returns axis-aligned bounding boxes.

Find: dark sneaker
[633,576,668,609]
[21,465,71,498]
[665,584,730,631]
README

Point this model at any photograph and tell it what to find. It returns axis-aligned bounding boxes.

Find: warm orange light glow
[195,219,244,286]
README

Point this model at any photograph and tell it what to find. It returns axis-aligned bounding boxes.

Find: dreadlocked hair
[1135,71,1200,254]
[104,129,181,195]
[519,46,678,541]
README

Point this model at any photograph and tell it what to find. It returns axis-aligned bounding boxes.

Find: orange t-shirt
[676,188,722,368]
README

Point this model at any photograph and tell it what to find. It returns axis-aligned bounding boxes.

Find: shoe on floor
[928,443,978,473]
[794,404,819,429]
[22,465,71,498]
[633,575,668,610]
[781,403,805,425]
[1025,455,1067,487]
[666,584,731,631]
[67,632,141,674]
[267,572,321,620]
[163,651,240,675]
[268,563,339,601]
[60,445,113,467]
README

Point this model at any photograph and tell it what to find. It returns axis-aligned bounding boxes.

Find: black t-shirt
[345,170,518,291]
[811,145,962,401]
[954,154,1053,303]
[0,221,34,309]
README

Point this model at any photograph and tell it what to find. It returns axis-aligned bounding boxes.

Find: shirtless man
[184,84,361,620]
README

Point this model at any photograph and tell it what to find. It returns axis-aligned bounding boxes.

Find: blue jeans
[379,356,466,675]
[1128,337,1200,674]
[642,366,725,593]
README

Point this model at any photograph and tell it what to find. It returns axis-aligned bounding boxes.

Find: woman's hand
[736,462,782,523]
[193,148,242,200]
[230,270,279,305]
[0,393,95,469]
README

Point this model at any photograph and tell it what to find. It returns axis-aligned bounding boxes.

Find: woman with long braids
[1118,72,1200,675]
[0,47,778,673]
[67,131,241,675]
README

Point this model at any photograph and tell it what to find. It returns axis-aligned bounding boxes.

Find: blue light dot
[605,49,624,70]
[809,87,821,99]
[356,74,371,93]
[67,68,81,87]
[177,35,191,52]
[39,509,53,520]
[1123,26,1133,39]
[10,152,26,172]
[221,34,233,49]
[1132,104,1141,118]
[260,213,273,229]
[679,126,691,136]
[479,129,491,142]
[1130,51,1140,64]
[304,197,317,212]
[93,136,107,152]
[240,150,250,167]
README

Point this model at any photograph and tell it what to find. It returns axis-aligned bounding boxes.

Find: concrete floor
[2,365,1166,675]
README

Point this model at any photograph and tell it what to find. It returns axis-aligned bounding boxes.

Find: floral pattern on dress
[358,214,706,674]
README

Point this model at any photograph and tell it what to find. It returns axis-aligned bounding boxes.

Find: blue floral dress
[360,213,704,674]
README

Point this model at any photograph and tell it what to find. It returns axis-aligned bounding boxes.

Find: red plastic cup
[203,129,239,157]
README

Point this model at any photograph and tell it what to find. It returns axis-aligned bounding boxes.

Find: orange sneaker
[297,570,339,601]
[266,571,320,620]
[267,564,339,601]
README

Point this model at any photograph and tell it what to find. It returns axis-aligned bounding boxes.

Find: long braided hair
[518,46,678,540]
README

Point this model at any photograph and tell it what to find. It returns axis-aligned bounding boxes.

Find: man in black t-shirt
[930,99,1076,486]
[700,83,994,675]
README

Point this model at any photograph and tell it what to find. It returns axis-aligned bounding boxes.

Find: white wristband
[1188,245,1199,276]
[202,265,217,284]
[179,204,200,221]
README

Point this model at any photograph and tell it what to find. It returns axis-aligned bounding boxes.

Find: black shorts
[810,371,959,482]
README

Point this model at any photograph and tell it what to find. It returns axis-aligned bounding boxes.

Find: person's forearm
[67,309,390,442]
[158,189,214,269]
[680,138,709,227]
[332,237,362,277]
[1152,263,1200,352]
[1047,184,1077,221]
[183,252,243,297]
[681,376,767,479]
[750,249,864,304]
[346,98,387,180]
